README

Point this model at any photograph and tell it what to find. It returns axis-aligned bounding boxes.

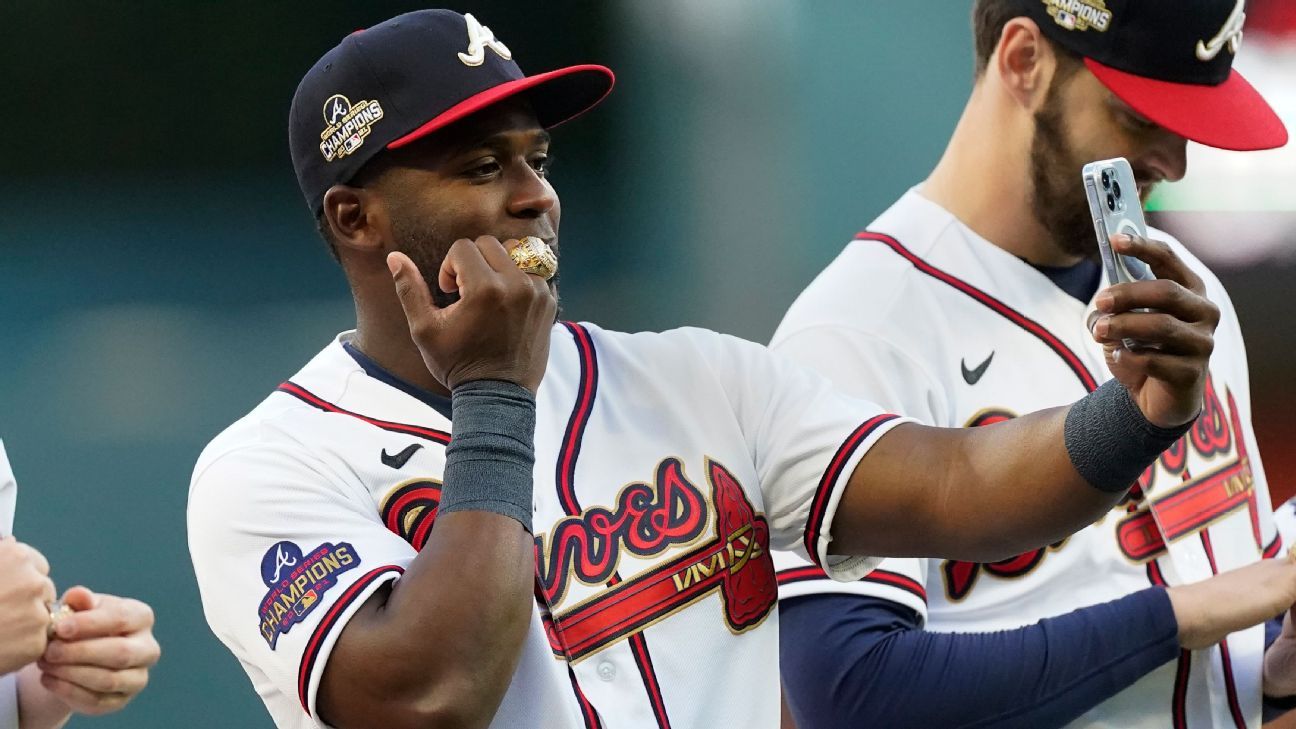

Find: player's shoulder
[567,320,763,364]
[190,335,359,496]
[776,189,967,343]
[1148,226,1234,311]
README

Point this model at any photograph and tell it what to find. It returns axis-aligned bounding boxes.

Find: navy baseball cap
[1015,0,1287,151]
[290,9,615,212]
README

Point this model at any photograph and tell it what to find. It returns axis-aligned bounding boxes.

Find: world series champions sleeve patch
[258,541,360,650]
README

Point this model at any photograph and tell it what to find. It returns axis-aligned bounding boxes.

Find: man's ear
[994,17,1057,111]
[321,185,387,254]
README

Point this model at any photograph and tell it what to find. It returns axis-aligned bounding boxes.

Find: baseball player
[188,10,1233,729]
[0,440,160,728]
[774,1,1296,727]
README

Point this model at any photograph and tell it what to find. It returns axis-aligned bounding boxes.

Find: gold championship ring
[47,600,73,639]
[509,236,558,281]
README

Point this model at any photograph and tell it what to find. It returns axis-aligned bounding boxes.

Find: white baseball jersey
[188,322,907,729]
[0,441,20,729]
[1275,498,1296,552]
[772,189,1278,729]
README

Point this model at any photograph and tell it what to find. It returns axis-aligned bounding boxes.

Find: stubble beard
[389,210,563,316]
[1028,83,1101,260]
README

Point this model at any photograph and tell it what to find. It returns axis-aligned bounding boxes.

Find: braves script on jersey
[188,323,906,728]
[772,190,1279,728]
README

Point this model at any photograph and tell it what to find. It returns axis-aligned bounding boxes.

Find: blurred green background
[1,2,1293,727]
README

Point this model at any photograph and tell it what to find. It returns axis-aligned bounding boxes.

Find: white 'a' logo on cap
[458,13,512,67]
[1196,0,1245,61]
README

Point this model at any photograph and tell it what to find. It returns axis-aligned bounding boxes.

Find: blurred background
[0,2,1292,726]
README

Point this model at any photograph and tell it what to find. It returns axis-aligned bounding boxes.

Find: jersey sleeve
[0,440,15,536]
[188,442,418,726]
[702,332,910,582]
[0,443,18,729]
[0,674,15,729]
[767,326,946,617]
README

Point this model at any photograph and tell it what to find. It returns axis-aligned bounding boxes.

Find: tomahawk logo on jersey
[189,322,906,729]
[771,190,1279,729]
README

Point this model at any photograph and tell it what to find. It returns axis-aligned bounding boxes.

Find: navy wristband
[1064,379,1194,493]
[440,379,537,532]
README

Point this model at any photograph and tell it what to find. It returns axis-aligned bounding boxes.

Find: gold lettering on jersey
[539,458,777,662]
[1041,0,1112,32]
[671,523,761,592]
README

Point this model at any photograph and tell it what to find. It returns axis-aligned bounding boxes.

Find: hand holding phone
[1083,157,1156,348]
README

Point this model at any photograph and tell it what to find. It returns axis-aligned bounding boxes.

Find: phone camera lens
[1101,170,1112,189]
[1106,193,1116,211]
[1112,180,1122,199]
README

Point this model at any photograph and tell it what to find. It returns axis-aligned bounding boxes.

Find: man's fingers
[475,236,521,275]
[440,238,500,296]
[1092,312,1215,356]
[38,661,149,696]
[1105,347,1203,388]
[61,585,97,612]
[16,542,50,576]
[54,595,154,641]
[1096,279,1218,325]
[38,673,130,716]
[1112,234,1206,294]
[387,251,447,338]
[44,633,161,669]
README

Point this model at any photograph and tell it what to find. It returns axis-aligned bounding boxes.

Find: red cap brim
[387,64,615,150]
[1085,58,1288,151]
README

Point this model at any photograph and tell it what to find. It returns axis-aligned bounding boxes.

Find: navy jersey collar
[342,341,453,420]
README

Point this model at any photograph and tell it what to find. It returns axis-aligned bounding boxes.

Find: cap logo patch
[458,13,512,67]
[319,94,384,162]
[1196,0,1245,61]
[1041,0,1112,33]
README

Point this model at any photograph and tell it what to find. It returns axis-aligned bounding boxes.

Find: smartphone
[1082,157,1154,287]
[1082,157,1154,349]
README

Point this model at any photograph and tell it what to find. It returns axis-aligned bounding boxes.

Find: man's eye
[531,154,553,176]
[468,160,501,178]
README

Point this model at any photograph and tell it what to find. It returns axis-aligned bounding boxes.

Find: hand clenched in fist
[388,235,558,393]
[0,537,56,674]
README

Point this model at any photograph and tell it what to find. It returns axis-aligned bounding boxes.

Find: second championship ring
[509,236,558,281]
[47,600,74,639]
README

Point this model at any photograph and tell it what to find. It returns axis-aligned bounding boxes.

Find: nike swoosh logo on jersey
[380,443,423,470]
[960,352,994,385]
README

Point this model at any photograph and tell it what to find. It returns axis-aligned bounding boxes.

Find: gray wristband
[440,379,537,532]
[1064,379,1195,493]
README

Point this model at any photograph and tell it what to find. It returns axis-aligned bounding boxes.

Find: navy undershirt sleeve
[780,588,1179,729]
[1264,615,1296,721]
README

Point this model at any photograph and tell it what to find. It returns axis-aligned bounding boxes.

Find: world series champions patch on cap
[289,9,615,212]
[1013,0,1287,151]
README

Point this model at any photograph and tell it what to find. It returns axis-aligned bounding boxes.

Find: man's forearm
[836,382,1191,562]
[334,512,535,721]
[834,406,1118,561]
[16,665,69,729]
[781,589,1179,729]
[319,381,540,728]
